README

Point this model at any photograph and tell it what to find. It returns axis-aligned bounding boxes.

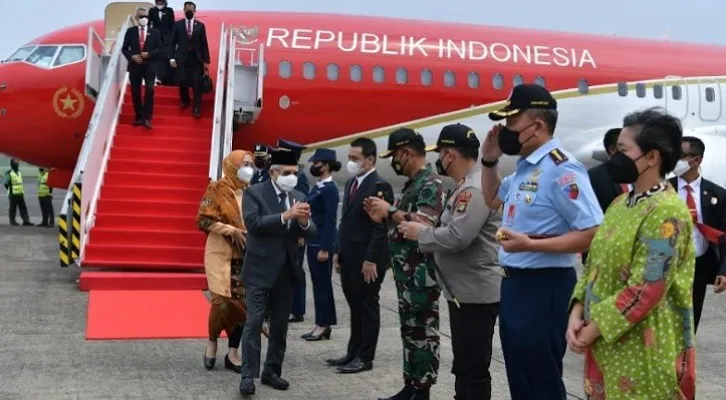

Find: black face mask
[10,163,18,171]
[185,11,194,20]
[391,153,409,176]
[309,165,323,177]
[606,151,646,184]
[435,152,452,176]
[254,158,267,169]
[498,123,537,156]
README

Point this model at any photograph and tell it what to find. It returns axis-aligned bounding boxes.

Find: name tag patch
[518,182,539,192]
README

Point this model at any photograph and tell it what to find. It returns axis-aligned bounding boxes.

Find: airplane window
[421,69,433,86]
[578,78,589,94]
[326,63,339,81]
[279,60,292,79]
[26,45,58,68]
[672,85,682,100]
[396,68,408,85]
[635,83,646,98]
[513,74,523,86]
[53,45,85,67]
[706,87,716,102]
[262,60,267,77]
[492,73,504,90]
[373,66,385,83]
[5,46,35,62]
[444,70,455,87]
[534,76,546,88]
[468,72,480,89]
[303,62,315,80]
[350,65,362,82]
[617,82,628,97]
[653,84,663,99]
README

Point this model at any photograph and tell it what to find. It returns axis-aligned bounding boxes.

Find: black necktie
[279,192,287,208]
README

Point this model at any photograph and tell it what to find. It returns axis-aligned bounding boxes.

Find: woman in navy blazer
[301,148,341,341]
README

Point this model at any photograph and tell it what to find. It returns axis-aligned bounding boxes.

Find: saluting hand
[496,228,533,253]
[482,124,503,161]
[398,221,424,241]
[714,275,726,294]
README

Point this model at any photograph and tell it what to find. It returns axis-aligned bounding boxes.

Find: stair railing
[208,23,228,180]
[78,15,132,264]
[222,28,237,159]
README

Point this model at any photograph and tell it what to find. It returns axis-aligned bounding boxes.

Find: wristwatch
[481,158,499,168]
[387,205,398,219]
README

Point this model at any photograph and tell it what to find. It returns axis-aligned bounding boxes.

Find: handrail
[208,23,228,180]
[222,28,236,158]
[78,15,132,263]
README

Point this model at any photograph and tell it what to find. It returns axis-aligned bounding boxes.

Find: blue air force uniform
[251,144,271,185]
[305,148,339,329]
[487,84,603,400]
[277,138,310,320]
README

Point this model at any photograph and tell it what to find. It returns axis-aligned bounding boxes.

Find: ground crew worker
[398,123,501,400]
[479,84,603,400]
[5,159,32,226]
[363,128,445,400]
[250,143,271,185]
[37,167,54,227]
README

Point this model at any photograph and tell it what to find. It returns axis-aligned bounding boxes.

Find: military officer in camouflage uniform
[363,128,445,400]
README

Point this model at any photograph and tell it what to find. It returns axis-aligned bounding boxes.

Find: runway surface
[1,181,724,399]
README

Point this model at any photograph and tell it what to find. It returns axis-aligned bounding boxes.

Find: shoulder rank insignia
[548,148,568,166]
[454,191,472,213]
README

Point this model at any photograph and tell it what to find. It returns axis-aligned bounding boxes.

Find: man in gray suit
[239,146,317,396]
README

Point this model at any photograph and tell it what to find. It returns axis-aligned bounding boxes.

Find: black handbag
[201,74,213,94]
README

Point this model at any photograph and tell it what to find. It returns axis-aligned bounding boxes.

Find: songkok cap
[269,147,300,166]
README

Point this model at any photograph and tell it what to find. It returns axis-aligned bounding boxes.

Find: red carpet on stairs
[85,290,224,340]
[82,84,213,274]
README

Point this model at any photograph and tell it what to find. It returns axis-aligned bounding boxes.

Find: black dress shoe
[260,373,289,390]
[132,118,143,126]
[336,357,372,374]
[203,354,216,370]
[180,102,190,110]
[325,354,354,367]
[378,387,429,400]
[239,378,255,395]
[192,107,201,119]
[224,355,241,373]
[305,327,331,341]
[300,329,315,339]
[289,315,304,323]
[21,222,33,226]
[143,120,152,129]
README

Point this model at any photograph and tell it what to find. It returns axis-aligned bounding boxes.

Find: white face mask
[156,4,164,9]
[672,160,691,177]
[276,174,298,192]
[138,17,148,27]
[346,160,363,176]
[237,166,254,183]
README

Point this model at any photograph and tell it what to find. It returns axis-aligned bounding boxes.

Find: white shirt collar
[316,176,333,188]
[356,168,375,185]
[271,180,283,196]
[678,175,702,192]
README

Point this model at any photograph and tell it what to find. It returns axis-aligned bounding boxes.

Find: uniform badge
[514,192,521,201]
[506,204,516,223]
[563,183,579,200]
[454,191,472,213]
[524,194,533,204]
[711,197,718,205]
[548,148,569,166]
[557,173,575,187]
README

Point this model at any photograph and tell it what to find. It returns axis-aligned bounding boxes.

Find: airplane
[3,7,726,191]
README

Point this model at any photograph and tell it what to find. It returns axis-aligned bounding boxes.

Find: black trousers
[449,301,499,400]
[8,194,30,224]
[340,264,384,362]
[693,252,719,333]
[129,66,156,120]
[39,196,54,226]
[178,60,203,108]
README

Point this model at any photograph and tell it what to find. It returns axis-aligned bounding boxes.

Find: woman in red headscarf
[196,150,255,373]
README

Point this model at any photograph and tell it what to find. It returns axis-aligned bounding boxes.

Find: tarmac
[1,181,724,400]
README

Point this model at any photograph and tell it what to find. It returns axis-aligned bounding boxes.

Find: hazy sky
[3,0,726,59]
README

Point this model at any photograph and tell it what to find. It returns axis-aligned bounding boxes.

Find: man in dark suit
[169,1,210,119]
[327,137,394,374]
[583,128,625,263]
[149,0,175,85]
[239,146,317,396]
[121,7,162,129]
[669,136,726,332]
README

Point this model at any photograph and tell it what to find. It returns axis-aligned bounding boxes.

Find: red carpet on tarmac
[85,290,226,340]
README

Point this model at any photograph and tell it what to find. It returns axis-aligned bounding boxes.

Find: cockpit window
[26,46,59,68]
[5,46,36,62]
[53,45,85,66]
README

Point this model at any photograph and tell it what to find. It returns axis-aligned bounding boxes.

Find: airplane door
[664,76,688,120]
[698,79,721,122]
[231,26,264,124]
[84,27,105,100]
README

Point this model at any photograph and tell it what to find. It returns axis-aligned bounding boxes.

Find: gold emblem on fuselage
[52,87,84,119]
